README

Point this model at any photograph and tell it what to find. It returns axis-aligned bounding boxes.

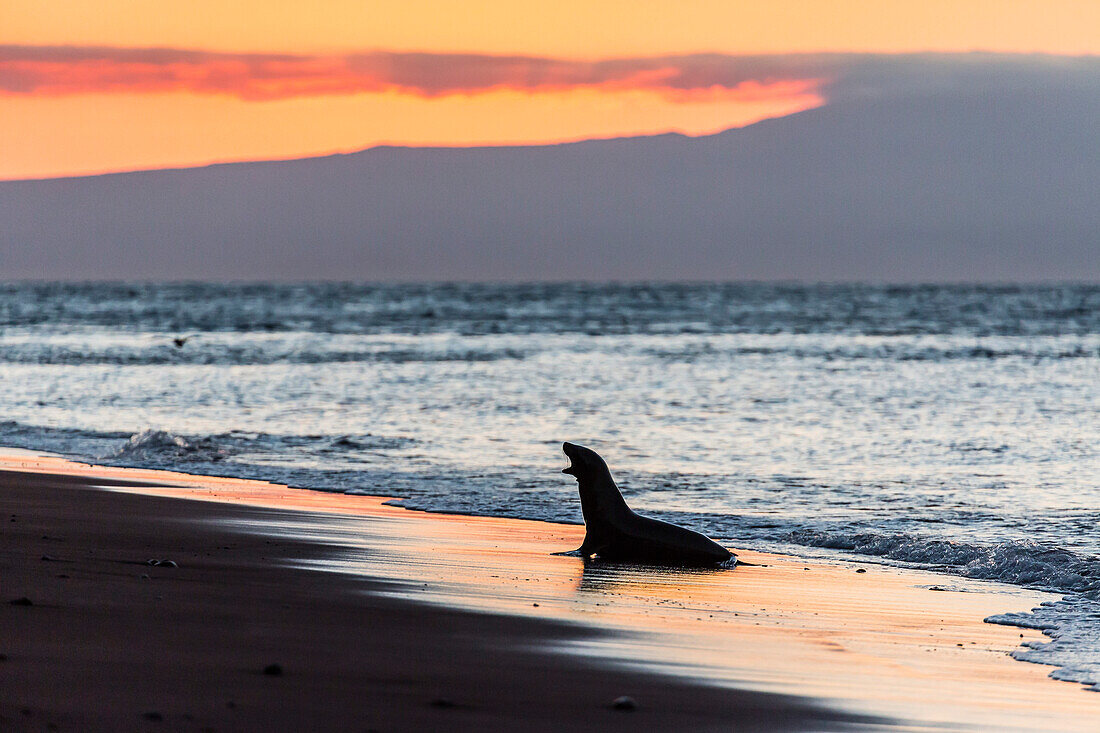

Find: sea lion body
[561,442,733,567]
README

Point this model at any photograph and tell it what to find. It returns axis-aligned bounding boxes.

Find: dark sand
[0,469,867,732]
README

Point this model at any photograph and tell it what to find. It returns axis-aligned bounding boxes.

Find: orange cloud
[7,46,1097,106]
[0,46,832,102]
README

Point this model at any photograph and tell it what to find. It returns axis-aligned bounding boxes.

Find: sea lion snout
[562,442,612,479]
[561,442,579,474]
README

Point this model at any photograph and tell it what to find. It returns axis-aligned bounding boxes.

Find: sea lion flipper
[577,533,613,558]
[551,548,585,557]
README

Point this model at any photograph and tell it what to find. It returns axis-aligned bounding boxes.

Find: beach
[3,453,1099,731]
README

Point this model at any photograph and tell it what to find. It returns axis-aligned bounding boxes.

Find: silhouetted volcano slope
[3,91,1098,280]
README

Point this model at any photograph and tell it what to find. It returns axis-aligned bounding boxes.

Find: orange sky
[3,1,1100,180]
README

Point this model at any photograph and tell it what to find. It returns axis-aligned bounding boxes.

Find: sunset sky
[4,1,1100,180]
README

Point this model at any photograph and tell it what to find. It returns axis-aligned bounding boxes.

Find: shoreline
[3,452,1100,730]
[0,458,869,732]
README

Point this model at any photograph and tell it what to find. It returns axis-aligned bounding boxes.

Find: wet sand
[2,453,1099,731]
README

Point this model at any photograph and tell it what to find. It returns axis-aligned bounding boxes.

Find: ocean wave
[110,430,234,462]
[5,338,1092,366]
[0,345,528,366]
[323,435,413,452]
[104,428,419,464]
[988,595,1100,692]
[642,343,1100,362]
[6,343,1091,365]
[3,283,1100,336]
[788,529,1100,594]
[0,422,417,483]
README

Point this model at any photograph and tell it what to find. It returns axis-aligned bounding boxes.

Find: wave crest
[111,429,232,463]
[789,529,1100,594]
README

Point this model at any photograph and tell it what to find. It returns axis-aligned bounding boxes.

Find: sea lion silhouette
[560,442,734,567]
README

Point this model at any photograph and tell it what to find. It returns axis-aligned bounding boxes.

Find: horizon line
[3,278,1098,287]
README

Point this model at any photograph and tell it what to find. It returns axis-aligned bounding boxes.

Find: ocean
[2,282,1098,686]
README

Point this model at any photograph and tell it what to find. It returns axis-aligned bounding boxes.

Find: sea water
[1,282,1098,685]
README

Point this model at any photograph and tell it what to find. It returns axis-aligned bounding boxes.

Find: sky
[3,1,1100,180]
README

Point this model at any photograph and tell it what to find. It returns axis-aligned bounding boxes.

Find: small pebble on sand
[611,696,637,711]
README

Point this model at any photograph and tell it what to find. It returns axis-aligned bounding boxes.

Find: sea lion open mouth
[561,441,581,475]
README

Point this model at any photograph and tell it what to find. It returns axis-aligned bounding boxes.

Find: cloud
[1,46,1097,103]
[0,46,825,101]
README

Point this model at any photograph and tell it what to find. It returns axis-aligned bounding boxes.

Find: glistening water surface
[1,283,1098,685]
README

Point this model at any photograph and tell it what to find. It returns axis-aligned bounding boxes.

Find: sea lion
[560,442,734,567]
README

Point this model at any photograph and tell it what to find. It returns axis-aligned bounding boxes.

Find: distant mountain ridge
[2,90,1098,281]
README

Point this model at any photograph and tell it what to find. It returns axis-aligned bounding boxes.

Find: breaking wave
[789,529,1100,593]
[112,429,234,462]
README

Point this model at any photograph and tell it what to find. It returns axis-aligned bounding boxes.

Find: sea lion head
[561,442,635,550]
[561,442,609,481]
